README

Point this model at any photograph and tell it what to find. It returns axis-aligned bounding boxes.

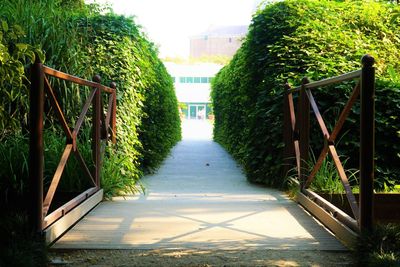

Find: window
[177,77,213,83]
[172,77,176,83]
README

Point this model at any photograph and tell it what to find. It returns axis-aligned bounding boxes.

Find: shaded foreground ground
[50,249,354,266]
[49,120,354,265]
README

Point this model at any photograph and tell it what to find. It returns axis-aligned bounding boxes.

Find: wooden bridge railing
[283,54,375,236]
[29,57,117,235]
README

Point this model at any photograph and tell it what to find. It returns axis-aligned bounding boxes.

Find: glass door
[189,105,197,119]
[197,105,206,120]
[188,104,206,120]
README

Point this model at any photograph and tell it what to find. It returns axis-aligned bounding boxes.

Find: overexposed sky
[86,0,262,58]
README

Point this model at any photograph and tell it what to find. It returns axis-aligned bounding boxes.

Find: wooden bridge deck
[52,120,346,250]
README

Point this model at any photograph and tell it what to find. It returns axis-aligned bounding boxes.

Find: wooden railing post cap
[362,54,375,67]
[92,75,101,83]
[110,82,117,89]
[302,77,310,84]
[34,52,42,64]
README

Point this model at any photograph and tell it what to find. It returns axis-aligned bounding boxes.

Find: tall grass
[285,151,359,195]
[0,0,97,129]
[308,157,359,194]
[101,145,144,200]
[0,126,94,205]
[0,133,29,205]
[43,126,94,193]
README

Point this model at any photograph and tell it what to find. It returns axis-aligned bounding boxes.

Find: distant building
[164,62,223,120]
[190,25,248,58]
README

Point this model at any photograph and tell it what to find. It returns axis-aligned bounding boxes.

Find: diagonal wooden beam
[304,146,329,189]
[287,90,301,180]
[73,148,96,186]
[42,144,73,217]
[328,144,359,220]
[306,89,330,138]
[329,82,360,142]
[105,94,114,136]
[303,89,331,189]
[294,140,301,179]
[44,76,73,140]
[304,83,360,189]
[288,92,296,132]
[72,88,96,140]
[111,88,117,144]
[100,99,107,140]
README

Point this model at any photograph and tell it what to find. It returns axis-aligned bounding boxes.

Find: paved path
[53,120,345,250]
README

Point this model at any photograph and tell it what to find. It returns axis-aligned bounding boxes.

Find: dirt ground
[49,249,355,267]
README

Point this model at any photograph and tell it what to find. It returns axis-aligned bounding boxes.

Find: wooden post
[110,82,117,144]
[92,75,102,188]
[359,54,375,231]
[298,77,310,186]
[29,56,44,233]
[283,83,294,178]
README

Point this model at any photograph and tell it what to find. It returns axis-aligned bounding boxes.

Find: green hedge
[211,0,400,188]
[0,0,181,199]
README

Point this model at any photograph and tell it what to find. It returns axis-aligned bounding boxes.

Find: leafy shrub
[356,224,400,266]
[0,3,180,264]
[0,128,93,205]
[0,1,181,196]
[0,19,42,137]
[74,13,181,176]
[211,0,400,187]
[139,58,181,172]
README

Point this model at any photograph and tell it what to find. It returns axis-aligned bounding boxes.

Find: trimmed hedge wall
[211,0,400,188]
[1,3,181,262]
[0,0,181,199]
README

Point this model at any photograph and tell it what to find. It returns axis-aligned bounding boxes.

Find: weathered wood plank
[296,191,357,248]
[45,189,103,244]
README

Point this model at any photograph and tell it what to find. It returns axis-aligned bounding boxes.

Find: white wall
[164,62,223,103]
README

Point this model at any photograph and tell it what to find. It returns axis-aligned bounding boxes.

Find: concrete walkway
[53,120,345,250]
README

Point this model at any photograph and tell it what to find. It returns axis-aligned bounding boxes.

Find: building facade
[164,62,222,120]
[190,25,248,58]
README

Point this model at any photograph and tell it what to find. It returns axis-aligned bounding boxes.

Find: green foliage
[0,2,179,267]
[0,2,180,264]
[211,0,400,187]
[0,129,94,205]
[0,0,180,196]
[75,13,181,175]
[43,128,94,192]
[139,59,181,172]
[0,133,29,201]
[0,213,48,267]
[0,19,42,137]
[356,224,400,266]
[308,158,358,194]
[101,144,144,199]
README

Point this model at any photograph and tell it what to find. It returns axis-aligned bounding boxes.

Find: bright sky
[86,0,261,58]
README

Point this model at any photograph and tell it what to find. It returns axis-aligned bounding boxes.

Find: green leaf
[2,20,8,32]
